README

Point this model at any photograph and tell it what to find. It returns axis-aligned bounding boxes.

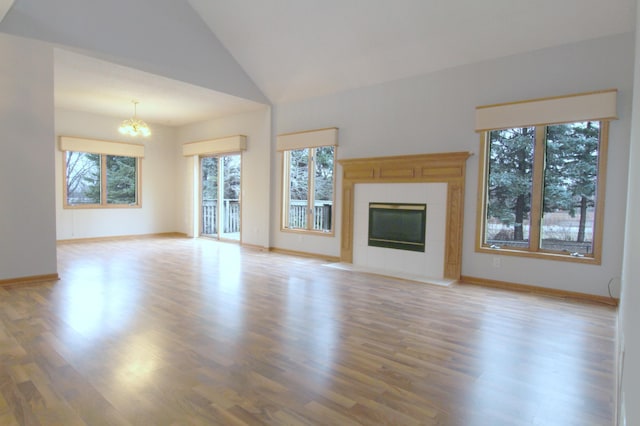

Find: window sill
[63,204,142,209]
[476,246,601,265]
[280,227,335,238]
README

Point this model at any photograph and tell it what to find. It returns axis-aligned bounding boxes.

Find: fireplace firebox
[368,203,426,252]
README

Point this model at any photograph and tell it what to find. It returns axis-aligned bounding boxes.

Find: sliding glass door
[200,154,241,241]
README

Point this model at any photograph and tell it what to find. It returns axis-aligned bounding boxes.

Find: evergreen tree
[289,149,309,200]
[81,153,102,203]
[106,155,137,204]
[313,146,334,201]
[201,155,241,201]
[487,127,535,241]
[544,122,599,242]
[487,122,599,245]
[222,155,241,200]
[201,157,219,201]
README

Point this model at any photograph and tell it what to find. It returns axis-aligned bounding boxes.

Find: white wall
[273,33,634,297]
[55,109,179,240]
[55,106,272,246]
[617,3,640,424]
[0,34,57,280]
[176,107,272,248]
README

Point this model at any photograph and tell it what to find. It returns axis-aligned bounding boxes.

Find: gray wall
[273,33,634,297]
[618,3,640,425]
[0,33,57,280]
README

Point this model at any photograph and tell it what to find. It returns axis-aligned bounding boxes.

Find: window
[477,121,608,262]
[64,151,140,207]
[282,145,335,233]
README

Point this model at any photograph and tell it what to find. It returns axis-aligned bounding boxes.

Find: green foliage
[287,146,334,202]
[544,122,599,210]
[80,153,102,204]
[222,155,241,200]
[544,122,599,242]
[66,152,138,205]
[288,149,309,201]
[202,157,219,201]
[313,146,334,201]
[66,151,101,204]
[201,155,241,201]
[106,155,137,204]
[487,127,534,240]
[486,122,600,243]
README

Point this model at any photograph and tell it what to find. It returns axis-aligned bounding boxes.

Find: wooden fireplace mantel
[338,151,472,281]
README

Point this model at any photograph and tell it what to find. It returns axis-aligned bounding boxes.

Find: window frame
[281,145,336,236]
[475,121,609,264]
[63,151,142,209]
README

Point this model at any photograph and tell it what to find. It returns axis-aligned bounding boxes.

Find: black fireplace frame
[368,203,426,252]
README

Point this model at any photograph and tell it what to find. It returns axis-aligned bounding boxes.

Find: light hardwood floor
[0,236,616,425]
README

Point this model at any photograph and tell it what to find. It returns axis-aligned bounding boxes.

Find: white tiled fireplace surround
[335,182,451,286]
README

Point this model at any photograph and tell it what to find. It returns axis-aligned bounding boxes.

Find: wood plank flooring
[0,236,616,425]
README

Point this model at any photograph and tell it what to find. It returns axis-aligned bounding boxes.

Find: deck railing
[202,199,240,235]
[288,200,332,230]
[203,199,332,234]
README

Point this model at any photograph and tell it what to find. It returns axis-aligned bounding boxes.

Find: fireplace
[368,203,426,252]
[338,152,472,280]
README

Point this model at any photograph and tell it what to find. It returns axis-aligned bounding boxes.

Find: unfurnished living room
[1,1,639,425]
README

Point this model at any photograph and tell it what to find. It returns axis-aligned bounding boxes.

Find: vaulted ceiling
[190,0,636,103]
[0,0,636,126]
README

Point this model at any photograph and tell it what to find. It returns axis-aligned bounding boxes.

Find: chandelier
[118,100,151,137]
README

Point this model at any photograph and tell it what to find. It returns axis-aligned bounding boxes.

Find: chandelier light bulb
[119,101,151,137]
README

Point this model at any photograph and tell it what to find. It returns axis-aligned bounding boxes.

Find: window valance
[475,89,617,132]
[277,127,338,151]
[59,136,145,158]
[182,135,247,156]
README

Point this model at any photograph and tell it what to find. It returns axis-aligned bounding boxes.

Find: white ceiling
[53,0,636,126]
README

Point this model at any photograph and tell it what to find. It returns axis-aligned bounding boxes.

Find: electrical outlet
[492,256,501,268]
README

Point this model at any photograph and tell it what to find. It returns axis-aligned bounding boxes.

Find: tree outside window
[480,121,606,261]
[65,152,101,205]
[64,151,140,207]
[283,146,335,232]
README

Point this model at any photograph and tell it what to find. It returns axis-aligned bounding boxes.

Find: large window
[282,145,335,233]
[477,121,608,262]
[64,151,140,207]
